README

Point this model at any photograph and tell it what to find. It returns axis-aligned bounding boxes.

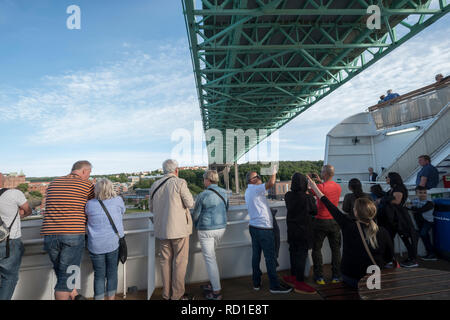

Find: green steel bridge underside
[183,0,449,164]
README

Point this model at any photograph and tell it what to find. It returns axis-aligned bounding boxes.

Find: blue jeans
[0,238,24,300]
[249,226,279,290]
[419,221,435,255]
[89,249,119,300]
[43,234,85,292]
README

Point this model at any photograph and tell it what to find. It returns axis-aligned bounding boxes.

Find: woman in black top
[378,172,419,268]
[307,175,395,289]
[284,173,317,293]
[342,178,372,217]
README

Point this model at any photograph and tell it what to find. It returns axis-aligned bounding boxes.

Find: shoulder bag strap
[98,199,120,239]
[150,176,174,200]
[207,188,228,210]
[8,210,19,230]
[0,189,17,226]
[0,188,9,197]
[356,220,377,266]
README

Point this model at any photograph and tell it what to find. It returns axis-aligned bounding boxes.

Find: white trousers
[198,228,226,291]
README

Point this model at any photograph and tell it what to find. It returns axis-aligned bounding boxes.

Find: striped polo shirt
[41,174,95,235]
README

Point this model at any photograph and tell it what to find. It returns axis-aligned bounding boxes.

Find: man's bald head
[321,164,335,181]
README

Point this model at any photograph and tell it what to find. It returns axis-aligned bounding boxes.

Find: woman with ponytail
[307,175,395,289]
[342,178,371,218]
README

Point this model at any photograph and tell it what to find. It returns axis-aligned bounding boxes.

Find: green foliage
[133,179,156,190]
[29,191,43,198]
[136,199,149,210]
[26,161,323,197]
[107,173,128,183]
[16,183,28,193]
[178,161,323,194]
[187,183,204,195]
[27,177,55,182]
[228,160,324,193]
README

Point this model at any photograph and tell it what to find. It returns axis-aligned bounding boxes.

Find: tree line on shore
[25,160,324,196]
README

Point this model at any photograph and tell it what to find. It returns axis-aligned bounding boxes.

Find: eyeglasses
[249,175,261,181]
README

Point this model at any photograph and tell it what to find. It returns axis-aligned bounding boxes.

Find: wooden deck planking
[115,258,450,300]
[359,267,450,300]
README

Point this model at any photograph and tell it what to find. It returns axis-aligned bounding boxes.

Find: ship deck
[118,258,450,300]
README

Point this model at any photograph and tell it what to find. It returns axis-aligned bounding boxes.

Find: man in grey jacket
[149,159,194,300]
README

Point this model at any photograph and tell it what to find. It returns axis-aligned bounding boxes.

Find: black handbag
[98,200,127,264]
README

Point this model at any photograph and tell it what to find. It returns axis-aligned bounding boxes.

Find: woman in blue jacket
[192,170,228,300]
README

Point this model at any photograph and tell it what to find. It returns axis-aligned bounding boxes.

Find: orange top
[41,174,94,235]
[314,180,341,220]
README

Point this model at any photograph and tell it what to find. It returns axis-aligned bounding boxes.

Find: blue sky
[0,0,449,177]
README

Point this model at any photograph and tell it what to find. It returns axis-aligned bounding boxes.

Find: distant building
[142,174,163,180]
[178,166,208,171]
[122,188,150,204]
[268,181,291,200]
[128,176,140,184]
[27,181,50,211]
[113,182,129,195]
[0,172,26,189]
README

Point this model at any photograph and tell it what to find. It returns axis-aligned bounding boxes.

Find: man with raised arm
[245,165,292,294]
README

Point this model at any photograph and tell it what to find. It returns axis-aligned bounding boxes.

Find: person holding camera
[245,165,292,294]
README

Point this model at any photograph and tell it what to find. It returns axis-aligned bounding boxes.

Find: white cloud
[0,42,200,145]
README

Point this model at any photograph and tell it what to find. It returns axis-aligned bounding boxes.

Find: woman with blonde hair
[85,178,125,300]
[307,175,395,289]
[192,170,228,300]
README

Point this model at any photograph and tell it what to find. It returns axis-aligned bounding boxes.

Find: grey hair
[95,178,117,201]
[162,159,178,174]
[203,170,219,184]
[246,171,256,183]
[72,160,92,172]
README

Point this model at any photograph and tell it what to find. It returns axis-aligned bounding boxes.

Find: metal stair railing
[380,102,450,181]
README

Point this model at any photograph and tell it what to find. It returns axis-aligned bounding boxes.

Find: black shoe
[421,254,438,261]
[270,283,292,294]
[180,293,195,300]
[74,294,86,300]
[253,284,261,291]
[400,258,419,268]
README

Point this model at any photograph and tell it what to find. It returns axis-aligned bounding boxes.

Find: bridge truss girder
[183,0,449,164]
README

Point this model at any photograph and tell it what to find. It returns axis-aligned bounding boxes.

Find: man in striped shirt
[41,160,94,300]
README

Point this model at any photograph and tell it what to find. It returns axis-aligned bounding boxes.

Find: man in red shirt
[310,165,342,285]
